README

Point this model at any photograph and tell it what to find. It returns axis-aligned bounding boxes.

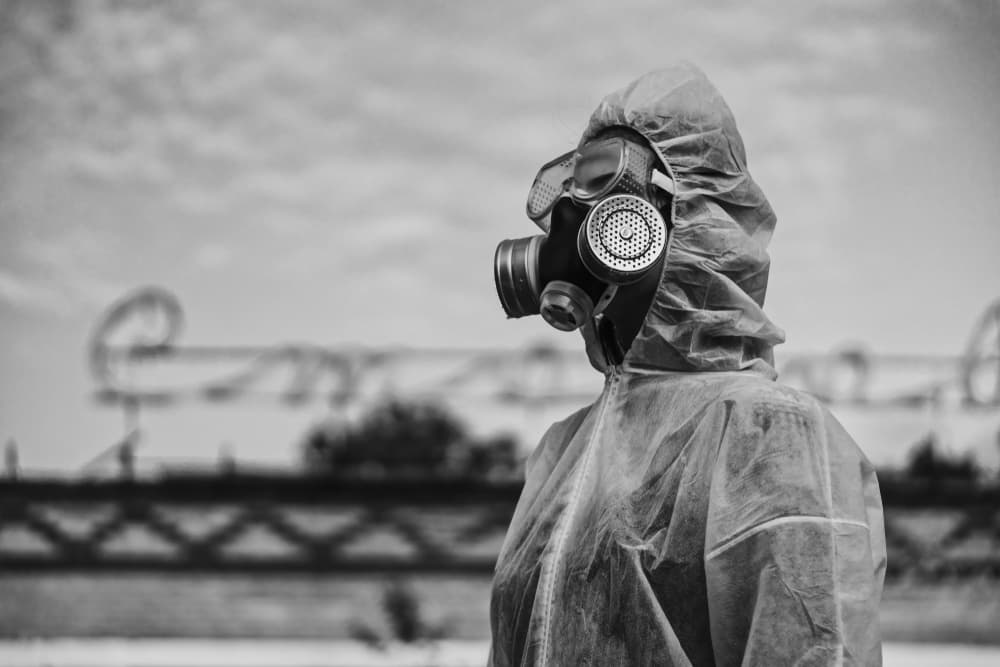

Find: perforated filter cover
[582,195,666,276]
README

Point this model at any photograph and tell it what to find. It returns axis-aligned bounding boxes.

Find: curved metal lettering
[961,298,1000,406]
[89,288,1000,409]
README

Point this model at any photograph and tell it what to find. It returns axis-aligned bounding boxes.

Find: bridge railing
[1,474,997,580]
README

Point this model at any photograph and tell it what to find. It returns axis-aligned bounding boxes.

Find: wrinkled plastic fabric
[489,64,887,666]
[583,62,785,375]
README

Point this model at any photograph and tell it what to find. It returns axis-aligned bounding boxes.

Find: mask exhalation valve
[539,281,594,332]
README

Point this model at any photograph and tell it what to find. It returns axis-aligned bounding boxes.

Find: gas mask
[494,131,674,333]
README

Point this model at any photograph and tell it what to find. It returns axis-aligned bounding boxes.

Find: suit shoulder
[716,374,823,417]
[545,403,593,440]
[524,403,593,475]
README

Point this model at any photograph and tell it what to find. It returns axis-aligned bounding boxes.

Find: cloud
[0,229,122,317]
[794,23,931,63]
[192,243,234,270]
[0,270,121,318]
[0,269,71,315]
[0,265,116,318]
[272,212,446,278]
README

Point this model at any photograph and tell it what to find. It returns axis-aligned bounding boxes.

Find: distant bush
[302,399,521,479]
[904,433,980,482]
[349,579,448,647]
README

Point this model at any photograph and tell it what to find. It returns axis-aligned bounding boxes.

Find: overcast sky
[1,0,998,471]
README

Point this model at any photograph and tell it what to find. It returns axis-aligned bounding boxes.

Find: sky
[1,0,998,472]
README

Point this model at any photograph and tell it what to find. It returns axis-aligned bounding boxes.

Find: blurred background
[0,1,998,665]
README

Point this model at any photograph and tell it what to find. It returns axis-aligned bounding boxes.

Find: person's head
[493,126,673,361]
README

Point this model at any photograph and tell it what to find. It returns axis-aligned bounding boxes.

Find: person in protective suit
[490,63,886,666]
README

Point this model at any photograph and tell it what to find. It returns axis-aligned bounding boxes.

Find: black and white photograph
[1,1,998,665]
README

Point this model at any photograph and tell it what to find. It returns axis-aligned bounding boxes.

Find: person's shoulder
[524,402,594,477]
[711,375,869,464]
[707,374,853,447]
[546,403,593,439]
[716,373,824,416]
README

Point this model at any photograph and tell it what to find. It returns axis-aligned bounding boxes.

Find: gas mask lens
[525,137,634,232]
[525,151,574,229]
[571,138,627,200]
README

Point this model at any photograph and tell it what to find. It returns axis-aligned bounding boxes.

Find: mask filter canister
[493,235,543,318]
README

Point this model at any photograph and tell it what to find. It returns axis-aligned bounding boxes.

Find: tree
[303,399,520,477]
[905,432,979,482]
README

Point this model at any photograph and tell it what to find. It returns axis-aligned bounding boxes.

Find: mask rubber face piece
[578,194,667,285]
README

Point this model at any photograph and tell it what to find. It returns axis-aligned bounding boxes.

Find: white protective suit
[489,64,887,666]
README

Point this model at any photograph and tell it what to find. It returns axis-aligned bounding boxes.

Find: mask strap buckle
[592,284,618,317]
[651,169,675,195]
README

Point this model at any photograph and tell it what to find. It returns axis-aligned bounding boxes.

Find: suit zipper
[535,367,619,666]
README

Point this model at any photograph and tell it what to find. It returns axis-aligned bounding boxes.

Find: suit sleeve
[704,397,886,666]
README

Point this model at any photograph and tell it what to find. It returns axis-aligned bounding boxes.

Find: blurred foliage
[383,579,447,643]
[905,433,981,482]
[303,399,522,479]
[348,579,449,648]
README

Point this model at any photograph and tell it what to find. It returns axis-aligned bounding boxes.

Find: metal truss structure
[0,476,515,574]
[0,475,997,580]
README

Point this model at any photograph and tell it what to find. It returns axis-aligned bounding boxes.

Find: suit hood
[580,63,785,375]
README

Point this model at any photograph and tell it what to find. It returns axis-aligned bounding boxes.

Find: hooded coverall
[488,64,887,666]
